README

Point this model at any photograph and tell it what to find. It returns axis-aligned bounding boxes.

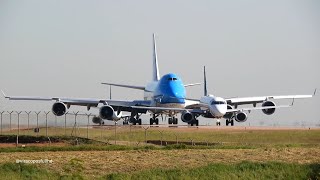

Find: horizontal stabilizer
[184,83,202,87]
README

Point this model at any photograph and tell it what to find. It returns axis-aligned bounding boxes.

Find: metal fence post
[143,126,150,143]
[25,111,31,129]
[158,130,164,146]
[0,111,4,135]
[114,121,117,145]
[16,111,22,147]
[64,112,68,136]
[7,111,13,131]
[71,111,79,137]
[35,111,41,136]
[85,113,91,139]
[44,111,50,137]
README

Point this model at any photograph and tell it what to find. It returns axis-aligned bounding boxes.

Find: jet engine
[52,102,67,116]
[99,105,122,120]
[262,101,276,115]
[92,116,104,125]
[235,112,247,122]
[223,105,234,119]
[181,110,194,123]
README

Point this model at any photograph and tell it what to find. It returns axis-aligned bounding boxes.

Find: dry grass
[0,148,319,178]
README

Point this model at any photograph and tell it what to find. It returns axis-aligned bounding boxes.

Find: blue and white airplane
[2,34,201,125]
[2,34,316,126]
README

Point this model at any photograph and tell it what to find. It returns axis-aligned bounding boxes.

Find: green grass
[1,161,319,180]
[105,161,320,180]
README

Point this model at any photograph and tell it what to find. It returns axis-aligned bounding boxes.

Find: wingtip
[314,88,317,96]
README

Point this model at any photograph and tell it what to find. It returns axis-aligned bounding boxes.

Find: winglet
[1,90,7,98]
[313,88,317,96]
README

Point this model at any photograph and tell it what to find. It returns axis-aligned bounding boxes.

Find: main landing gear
[150,114,159,125]
[226,118,234,126]
[188,119,199,126]
[127,113,142,125]
[168,117,178,125]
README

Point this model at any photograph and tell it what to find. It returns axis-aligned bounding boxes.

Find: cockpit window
[211,101,225,105]
[168,78,178,81]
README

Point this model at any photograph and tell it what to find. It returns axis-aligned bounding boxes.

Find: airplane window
[173,78,177,81]
[211,101,225,105]
[168,78,173,81]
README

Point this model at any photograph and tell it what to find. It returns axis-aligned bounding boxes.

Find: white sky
[0,0,319,126]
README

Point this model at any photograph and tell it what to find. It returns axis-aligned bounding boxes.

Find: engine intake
[235,112,247,122]
[181,110,194,123]
[99,105,114,120]
[52,102,67,116]
[262,101,276,115]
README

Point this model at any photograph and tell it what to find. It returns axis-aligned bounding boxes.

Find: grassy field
[3,126,320,147]
[0,127,319,179]
[0,161,319,180]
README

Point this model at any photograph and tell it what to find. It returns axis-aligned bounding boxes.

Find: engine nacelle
[99,105,122,120]
[99,105,115,120]
[181,110,194,123]
[235,112,247,122]
[92,116,104,125]
[223,105,234,119]
[52,102,67,116]
[262,101,276,115]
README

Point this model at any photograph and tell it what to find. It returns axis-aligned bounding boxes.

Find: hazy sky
[0,0,319,126]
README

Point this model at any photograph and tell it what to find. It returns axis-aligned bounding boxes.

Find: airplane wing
[101,82,145,90]
[225,89,316,106]
[1,90,151,112]
[226,104,292,113]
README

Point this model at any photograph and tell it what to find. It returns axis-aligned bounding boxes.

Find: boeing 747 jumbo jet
[2,34,201,125]
[2,34,315,126]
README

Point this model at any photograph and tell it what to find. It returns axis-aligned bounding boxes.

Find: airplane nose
[214,105,227,117]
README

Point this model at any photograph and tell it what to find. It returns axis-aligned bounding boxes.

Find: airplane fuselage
[144,73,186,114]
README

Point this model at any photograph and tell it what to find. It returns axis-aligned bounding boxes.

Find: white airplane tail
[204,66,208,96]
[153,33,160,81]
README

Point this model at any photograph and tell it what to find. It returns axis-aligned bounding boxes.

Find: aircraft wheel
[231,119,234,126]
[168,118,172,124]
[226,120,229,126]
[155,118,159,125]
[195,120,199,126]
[174,118,178,124]
[150,118,154,125]
[138,119,142,125]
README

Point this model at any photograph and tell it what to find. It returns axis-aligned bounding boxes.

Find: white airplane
[2,34,201,125]
[1,34,315,127]
[178,66,316,126]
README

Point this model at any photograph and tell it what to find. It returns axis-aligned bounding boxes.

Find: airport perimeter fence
[0,110,228,147]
